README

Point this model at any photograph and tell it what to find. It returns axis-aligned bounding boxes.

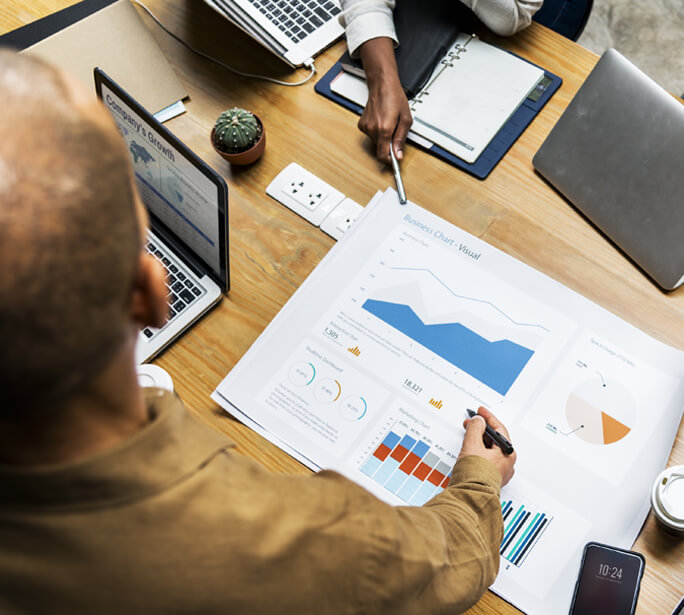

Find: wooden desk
[2,2,682,613]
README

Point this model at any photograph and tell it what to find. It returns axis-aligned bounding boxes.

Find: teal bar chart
[500,498,552,567]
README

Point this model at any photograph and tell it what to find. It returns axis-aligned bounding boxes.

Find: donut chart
[565,377,635,445]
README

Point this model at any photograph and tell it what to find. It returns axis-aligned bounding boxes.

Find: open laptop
[203,0,343,67]
[94,68,229,363]
[533,49,684,291]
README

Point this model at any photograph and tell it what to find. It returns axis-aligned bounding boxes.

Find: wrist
[358,37,401,88]
[450,455,503,491]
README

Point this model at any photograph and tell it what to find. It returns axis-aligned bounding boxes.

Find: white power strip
[265,163,363,240]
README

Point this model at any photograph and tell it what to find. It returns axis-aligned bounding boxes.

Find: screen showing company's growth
[101,85,221,277]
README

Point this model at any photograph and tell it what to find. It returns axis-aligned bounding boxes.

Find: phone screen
[569,543,645,615]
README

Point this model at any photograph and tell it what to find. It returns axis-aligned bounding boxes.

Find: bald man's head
[0,50,142,413]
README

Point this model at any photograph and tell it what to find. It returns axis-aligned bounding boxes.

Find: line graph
[325,228,573,404]
[391,267,550,333]
[358,264,551,395]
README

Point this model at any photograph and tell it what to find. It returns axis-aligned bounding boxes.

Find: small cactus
[213,107,262,153]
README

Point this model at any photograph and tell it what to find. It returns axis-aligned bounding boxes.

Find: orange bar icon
[429,398,443,409]
[347,346,361,357]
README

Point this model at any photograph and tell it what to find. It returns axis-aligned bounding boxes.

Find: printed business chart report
[212,189,684,615]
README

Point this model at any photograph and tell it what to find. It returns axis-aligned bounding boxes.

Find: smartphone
[568,542,645,615]
[674,597,684,615]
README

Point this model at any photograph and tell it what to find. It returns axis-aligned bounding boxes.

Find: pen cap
[651,465,684,536]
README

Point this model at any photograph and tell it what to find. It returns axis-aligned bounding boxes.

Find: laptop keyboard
[248,0,340,43]
[143,237,206,340]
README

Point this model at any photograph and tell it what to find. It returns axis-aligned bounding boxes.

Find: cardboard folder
[0,0,187,115]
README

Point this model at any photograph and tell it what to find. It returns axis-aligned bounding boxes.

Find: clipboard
[315,51,561,180]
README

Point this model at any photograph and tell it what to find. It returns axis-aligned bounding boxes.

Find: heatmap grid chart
[500,497,552,567]
[360,425,453,505]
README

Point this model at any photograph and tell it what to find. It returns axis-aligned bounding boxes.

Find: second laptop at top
[534,49,684,291]
[203,0,343,67]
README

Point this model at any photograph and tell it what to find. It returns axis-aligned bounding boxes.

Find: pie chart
[565,377,635,445]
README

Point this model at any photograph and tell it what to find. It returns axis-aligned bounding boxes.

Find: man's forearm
[369,455,504,612]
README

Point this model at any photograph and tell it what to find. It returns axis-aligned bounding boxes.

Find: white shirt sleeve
[339,0,398,58]
[339,0,543,57]
[462,0,543,35]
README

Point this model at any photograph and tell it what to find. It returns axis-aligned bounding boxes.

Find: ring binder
[401,33,545,162]
[410,34,476,112]
[315,41,562,179]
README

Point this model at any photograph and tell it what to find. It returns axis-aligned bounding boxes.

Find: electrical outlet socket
[320,197,364,240]
[266,163,345,225]
[284,180,329,211]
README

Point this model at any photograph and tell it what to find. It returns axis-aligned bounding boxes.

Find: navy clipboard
[315,55,562,180]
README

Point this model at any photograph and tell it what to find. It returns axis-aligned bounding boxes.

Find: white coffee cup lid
[651,465,684,531]
[136,364,174,392]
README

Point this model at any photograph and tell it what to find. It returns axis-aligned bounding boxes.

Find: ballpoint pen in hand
[389,144,407,204]
[466,409,514,455]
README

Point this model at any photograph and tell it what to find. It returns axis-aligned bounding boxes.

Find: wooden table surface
[2,2,682,613]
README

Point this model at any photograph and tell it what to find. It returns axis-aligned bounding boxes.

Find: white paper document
[213,189,684,614]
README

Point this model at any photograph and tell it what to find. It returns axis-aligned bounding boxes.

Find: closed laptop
[533,49,684,291]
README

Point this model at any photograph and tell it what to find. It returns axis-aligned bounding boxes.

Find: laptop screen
[94,69,229,292]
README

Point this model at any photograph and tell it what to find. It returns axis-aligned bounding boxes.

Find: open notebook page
[411,34,544,162]
[330,34,544,163]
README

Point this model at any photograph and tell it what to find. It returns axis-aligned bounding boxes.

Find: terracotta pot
[210,117,265,165]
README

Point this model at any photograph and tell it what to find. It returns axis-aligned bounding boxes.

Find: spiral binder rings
[316,33,561,178]
[406,35,482,159]
[408,34,477,112]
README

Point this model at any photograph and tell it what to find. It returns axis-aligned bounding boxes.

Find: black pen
[466,409,514,455]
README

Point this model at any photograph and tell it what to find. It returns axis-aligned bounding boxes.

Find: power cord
[131,0,317,87]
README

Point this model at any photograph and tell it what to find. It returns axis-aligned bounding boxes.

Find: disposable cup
[651,465,684,537]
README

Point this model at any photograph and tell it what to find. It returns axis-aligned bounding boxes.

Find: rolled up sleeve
[339,0,398,57]
[464,0,543,35]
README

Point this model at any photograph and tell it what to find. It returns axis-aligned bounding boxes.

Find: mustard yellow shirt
[0,390,503,614]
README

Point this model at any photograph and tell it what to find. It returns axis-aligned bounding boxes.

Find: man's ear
[130,253,168,330]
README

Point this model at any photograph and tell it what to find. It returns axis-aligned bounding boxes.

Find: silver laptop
[95,69,229,363]
[204,0,343,67]
[533,49,684,291]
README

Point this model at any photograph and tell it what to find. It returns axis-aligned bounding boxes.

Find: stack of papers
[213,189,684,615]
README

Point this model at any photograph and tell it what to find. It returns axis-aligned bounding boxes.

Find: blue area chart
[362,299,534,395]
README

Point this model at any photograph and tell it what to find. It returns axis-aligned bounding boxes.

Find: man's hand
[458,406,516,486]
[358,37,413,163]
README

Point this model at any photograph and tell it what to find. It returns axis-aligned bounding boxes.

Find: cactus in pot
[212,107,263,154]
